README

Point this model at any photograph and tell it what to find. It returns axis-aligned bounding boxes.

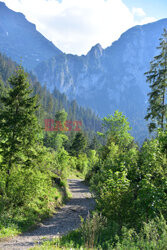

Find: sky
[2,0,167,55]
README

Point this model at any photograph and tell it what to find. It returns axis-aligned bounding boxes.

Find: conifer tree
[0,67,40,178]
[55,109,67,130]
[145,29,167,132]
[70,131,87,156]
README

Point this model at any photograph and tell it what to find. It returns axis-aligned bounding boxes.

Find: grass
[0,169,84,242]
[0,209,40,239]
[0,182,71,240]
[31,214,167,250]
[67,169,85,180]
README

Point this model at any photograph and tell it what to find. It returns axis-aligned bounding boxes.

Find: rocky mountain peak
[0,1,62,69]
[88,43,103,58]
[0,1,6,8]
[1,2,167,142]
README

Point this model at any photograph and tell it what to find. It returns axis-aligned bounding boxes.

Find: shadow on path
[0,179,95,250]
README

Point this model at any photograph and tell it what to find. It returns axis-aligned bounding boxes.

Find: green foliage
[100,110,133,148]
[54,148,70,178]
[114,215,167,250]
[96,170,130,223]
[36,215,167,250]
[1,28,167,249]
[89,135,100,150]
[70,131,87,156]
[132,134,167,224]
[44,109,69,150]
[44,132,68,151]
[89,112,167,230]
[0,79,8,110]
[55,109,68,125]
[0,53,17,82]
[0,50,101,241]
[30,41,167,248]
[0,146,69,238]
[0,51,102,143]
[79,212,107,249]
[89,112,138,226]
[158,128,167,154]
[87,149,99,169]
[0,69,70,238]
[145,29,167,132]
[34,212,107,250]
[0,67,40,178]
[76,153,89,175]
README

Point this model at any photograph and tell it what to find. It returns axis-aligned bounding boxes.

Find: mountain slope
[34,19,167,112]
[33,19,167,141]
[1,2,167,141]
[0,1,62,70]
[0,52,101,138]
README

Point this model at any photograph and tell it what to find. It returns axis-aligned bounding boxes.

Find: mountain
[33,19,167,141]
[34,19,167,111]
[0,52,101,138]
[0,1,62,70]
[1,1,167,142]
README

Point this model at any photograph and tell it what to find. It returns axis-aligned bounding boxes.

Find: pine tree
[89,135,99,150]
[55,109,67,129]
[70,131,87,156]
[0,79,7,110]
[145,29,167,132]
[0,67,40,179]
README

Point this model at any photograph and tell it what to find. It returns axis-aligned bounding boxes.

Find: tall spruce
[70,131,87,156]
[0,67,40,178]
[145,29,167,132]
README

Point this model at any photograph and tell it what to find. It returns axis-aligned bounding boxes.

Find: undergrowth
[32,213,167,250]
[0,182,69,239]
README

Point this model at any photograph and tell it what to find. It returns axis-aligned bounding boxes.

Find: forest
[0,30,167,250]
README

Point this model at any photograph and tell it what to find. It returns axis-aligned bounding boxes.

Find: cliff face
[1,1,167,141]
[0,1,62,70]
[33,19,167,141]
[34,19,167,114]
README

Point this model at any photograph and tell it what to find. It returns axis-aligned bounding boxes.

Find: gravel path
[0,179,95,250]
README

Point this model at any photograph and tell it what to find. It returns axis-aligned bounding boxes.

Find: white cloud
[132,7,146,17]
[3,0,157,55]
[137,16,157,25]
[132,7,156,25]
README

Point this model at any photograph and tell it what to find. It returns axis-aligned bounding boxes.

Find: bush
[114,215,167,249]
[0,146,70,238]
[76,153,89,175]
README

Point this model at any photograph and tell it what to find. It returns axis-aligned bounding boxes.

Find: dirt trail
[0,179,95,250]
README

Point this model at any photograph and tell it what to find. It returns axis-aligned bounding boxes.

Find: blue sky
[123,0,167,19]
[3,0,166,55]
